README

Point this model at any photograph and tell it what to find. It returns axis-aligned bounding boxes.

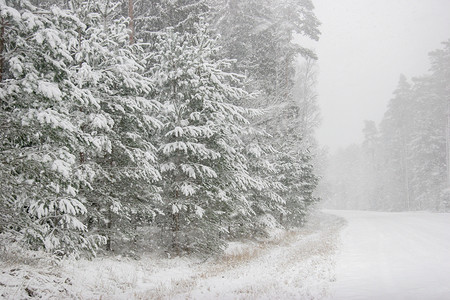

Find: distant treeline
[322,40,450,212]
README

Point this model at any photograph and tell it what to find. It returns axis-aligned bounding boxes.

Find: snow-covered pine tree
[210,0,322,225]
[378,75,414,210]
[428,40,450,210]
[292,57,321,149]
[0,0,105,255]
[407,76,446,210]
[404,42,450,210]
[150,25,260,255]
[239,134,287,236]
[70,0,162,252]
[250,98,320,227]
[126,0,209,42]
[277,150,319,226]
[0,0,162,255]
[211,0,320,105]
[361,120,382,209]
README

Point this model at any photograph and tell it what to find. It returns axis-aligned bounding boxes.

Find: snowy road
[327,210,450,300]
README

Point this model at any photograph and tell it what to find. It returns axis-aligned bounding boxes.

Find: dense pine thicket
[0,0,321,256]
[322,40,450,212]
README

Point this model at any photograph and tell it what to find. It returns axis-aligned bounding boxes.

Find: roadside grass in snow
[219,229,299,267]
[221,242,262,266]
[0,238,53,268]
[0,212,345,299]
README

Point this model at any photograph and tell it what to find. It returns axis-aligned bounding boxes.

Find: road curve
[326,210,450,300]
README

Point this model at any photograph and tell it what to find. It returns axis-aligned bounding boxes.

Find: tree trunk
[0,17,5,83]
[172,211,180,256]
[106,208,113,251]
[128,0,135,44]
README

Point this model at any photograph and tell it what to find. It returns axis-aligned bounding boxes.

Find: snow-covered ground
[327,210,450,300]
[6,210,447,299]
[0,212,345,299]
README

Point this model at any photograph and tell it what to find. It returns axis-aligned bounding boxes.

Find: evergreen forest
[0,0,322,257]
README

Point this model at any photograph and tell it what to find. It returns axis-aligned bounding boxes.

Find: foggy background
[312,0,450,152]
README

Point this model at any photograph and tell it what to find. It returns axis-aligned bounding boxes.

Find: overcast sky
[310,0,450,152]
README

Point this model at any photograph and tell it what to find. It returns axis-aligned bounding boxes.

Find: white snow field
[0,212,345,299]
[327,210,450,300]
